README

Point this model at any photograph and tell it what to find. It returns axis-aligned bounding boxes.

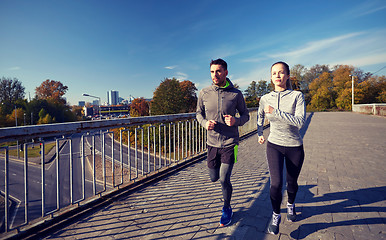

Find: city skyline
[1,0,385,106]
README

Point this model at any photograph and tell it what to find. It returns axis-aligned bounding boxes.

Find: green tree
[150,78,197,115]
[244,80,271,108]
[0,77,25,104]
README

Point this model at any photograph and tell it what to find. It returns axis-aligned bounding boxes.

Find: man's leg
[219,163,234,208]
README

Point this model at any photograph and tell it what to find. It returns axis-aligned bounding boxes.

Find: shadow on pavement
[300,112,314,139]
[291,185,386,239]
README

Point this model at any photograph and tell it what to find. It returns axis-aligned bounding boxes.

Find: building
[100,105,129,117]
[107,90,119,106]
[78,101,85,107]
[83,106,94,117]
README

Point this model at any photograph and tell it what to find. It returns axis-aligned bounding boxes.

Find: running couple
[196,59,306,235]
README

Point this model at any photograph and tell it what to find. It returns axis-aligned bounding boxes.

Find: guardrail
[0,108,258,237]
[352,103,386,116]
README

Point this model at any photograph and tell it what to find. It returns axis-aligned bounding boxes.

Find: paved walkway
[41,112,385,240]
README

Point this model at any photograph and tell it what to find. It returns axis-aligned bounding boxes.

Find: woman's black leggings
[266,141,304,214]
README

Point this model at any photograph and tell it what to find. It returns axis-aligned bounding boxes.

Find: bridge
[1,111,385,239]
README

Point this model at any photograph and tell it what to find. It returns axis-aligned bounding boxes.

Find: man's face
[210,64,228,87]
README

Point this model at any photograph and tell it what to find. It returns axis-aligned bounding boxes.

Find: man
[196,58,250,226]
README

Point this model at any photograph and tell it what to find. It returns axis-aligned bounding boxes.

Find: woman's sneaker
[220,207,233,226]
[268,212,281,235]
[287,203,296,222]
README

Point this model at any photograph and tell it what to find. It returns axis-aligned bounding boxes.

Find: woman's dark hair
[271,61,292,90]
[210,58,227,70]
[271,61,290,75]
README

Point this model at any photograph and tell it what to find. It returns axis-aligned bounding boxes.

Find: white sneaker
[287,203,296,222]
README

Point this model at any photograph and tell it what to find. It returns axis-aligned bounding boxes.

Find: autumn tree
[291,64,306,90]
[130,97,150,117]
[150,78,197,115]
[356,75,386,104]
[308,72,335,110]
[302,64,330,104]
[290,76,301,91]
[35,79,68,104]
[180,80,198,113]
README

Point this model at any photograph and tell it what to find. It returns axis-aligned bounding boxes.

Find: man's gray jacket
[196,79,250,148]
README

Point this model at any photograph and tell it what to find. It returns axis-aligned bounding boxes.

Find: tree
[0,77,25,104]
[308,72,335,110]
[150,78,197,115]
[6,107,25,126]
[303,64,330,88]
[130,98,150,117]
[291,64,306,90]
[244,81,258,108]
[244,80,271,108]
[290,76,301,91]
[180,80,198,113]
[35,79,68,104]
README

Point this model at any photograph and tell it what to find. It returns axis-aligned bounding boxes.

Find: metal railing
[0,108,258,236]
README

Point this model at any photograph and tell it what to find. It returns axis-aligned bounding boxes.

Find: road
[0,131,170,229]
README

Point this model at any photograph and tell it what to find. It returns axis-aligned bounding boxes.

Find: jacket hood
[212,78,234,90]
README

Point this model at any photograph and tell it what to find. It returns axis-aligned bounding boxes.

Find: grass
[7,142,56,158]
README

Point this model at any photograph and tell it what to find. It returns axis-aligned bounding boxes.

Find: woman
[257,61,306,235]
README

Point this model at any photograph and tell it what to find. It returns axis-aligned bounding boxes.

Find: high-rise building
[78,101,85,107]
[107,90,119,105]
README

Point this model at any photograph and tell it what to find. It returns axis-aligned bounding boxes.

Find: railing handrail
[0,107,259,144]
[0,113,195,143]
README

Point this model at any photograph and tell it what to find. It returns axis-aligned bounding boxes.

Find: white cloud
[165,65,177,70]
[8,66,21,71]
[331,52,386,67]
[269,32,365,59]
[174,72,188,80]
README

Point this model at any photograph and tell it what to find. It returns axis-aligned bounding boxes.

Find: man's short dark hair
[210,58,227,70]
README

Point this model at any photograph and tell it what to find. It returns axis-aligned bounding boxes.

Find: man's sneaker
[220,207,233,226]
[287,203,296,222]
[268,213,281,235]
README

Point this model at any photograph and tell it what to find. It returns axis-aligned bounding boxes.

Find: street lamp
[83,93,101,119]
[349,75,355,110]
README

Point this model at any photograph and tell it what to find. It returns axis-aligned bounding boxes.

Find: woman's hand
[264,105,274,114]
[258,135,265,144]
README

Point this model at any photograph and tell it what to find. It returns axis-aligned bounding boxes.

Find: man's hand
[258,135,265,144]
[264,105,274,114]
[206,120,217,130]
[224,115,236,126]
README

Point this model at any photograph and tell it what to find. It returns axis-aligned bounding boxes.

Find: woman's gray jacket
[257,89,306,147]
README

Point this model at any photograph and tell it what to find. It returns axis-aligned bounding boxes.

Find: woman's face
[271,63,289,89]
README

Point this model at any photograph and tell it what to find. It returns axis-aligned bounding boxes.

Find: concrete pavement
[37,112,385,240]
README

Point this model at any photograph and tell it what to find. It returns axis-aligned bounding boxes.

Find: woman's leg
[266,142,285,214]
[285,145,305,204]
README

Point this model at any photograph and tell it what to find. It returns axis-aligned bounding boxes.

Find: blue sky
[1,0,385,105]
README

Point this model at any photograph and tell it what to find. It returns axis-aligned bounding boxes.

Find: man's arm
[234,92,250,126]
[196,90,208,128]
